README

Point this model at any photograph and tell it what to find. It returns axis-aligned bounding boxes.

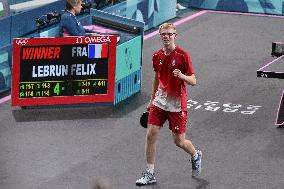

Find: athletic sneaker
[136,170,156,185]
[176,3,186,10]
[191,150,202,177]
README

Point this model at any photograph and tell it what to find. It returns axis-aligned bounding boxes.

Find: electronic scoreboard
[12,36,117,106]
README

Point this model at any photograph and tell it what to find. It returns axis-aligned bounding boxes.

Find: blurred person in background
[59,0,94,36]
[90,176,112,189]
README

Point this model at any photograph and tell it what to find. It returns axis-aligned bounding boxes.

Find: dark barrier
[0,44,11,93]
[0,16,11,47]
[216,0,248,12]
[189,0,282,15]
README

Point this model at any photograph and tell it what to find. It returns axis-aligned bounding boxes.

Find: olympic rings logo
[15,39,28,46]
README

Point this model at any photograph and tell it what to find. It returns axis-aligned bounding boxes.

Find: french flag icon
[88,43,108,58]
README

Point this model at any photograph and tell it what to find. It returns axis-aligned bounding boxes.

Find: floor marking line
[258,55,284,71]
[0,95,11,104]
[207,10,284,19]
[275,90,284,126]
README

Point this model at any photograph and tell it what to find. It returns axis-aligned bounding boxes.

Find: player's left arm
[173,53,196,86]
[173,69,196,86]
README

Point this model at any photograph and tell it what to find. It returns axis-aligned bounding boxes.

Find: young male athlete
[136,22,202,185]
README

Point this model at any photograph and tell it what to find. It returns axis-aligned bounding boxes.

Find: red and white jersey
[152,46,194,112]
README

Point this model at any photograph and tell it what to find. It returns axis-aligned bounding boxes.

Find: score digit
[54,83,60,95]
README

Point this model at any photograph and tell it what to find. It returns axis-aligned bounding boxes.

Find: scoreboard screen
[12,36,117,106]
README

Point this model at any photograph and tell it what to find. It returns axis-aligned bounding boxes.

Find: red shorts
[148,105,188,134]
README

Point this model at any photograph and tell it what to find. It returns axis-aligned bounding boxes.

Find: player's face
[159,28,176,47]
[74,0,82,14]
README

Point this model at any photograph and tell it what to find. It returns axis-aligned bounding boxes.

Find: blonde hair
[159,23,177,33]
[66,0,81,10]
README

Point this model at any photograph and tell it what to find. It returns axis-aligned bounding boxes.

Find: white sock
[192,152,198,160]
[147,164,154,174]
